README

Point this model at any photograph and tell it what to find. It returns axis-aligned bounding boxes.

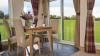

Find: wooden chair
[51,19,59,48]
[41,19,59,48]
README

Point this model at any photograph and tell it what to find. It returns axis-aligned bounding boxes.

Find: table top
[26,27,52,30]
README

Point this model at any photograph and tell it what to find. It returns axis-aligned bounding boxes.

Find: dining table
[26,26,53,56]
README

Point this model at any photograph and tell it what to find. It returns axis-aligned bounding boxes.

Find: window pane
[64,0,76,42]
[93,0,100,43]
[50,0,61,40]
[0,0,9,41]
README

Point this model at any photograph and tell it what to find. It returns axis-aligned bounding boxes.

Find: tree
[4,14,9,19]
[0,11,4,18]
[64,16,70,20]
[70,15,76,20]
[95,17,100,21]
[50,15,57,19]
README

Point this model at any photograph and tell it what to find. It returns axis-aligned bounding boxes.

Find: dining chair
[41,20,59,48]
[51,19,59,48]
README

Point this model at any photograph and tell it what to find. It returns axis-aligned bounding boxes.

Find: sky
[0,0,8,14]
[0,0,100,17]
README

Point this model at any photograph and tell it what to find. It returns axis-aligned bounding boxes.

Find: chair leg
[38,40,41,55]
[17,46,19,56]
[56,39,59,49]
[24,47,26,56]
[8,40,11,51]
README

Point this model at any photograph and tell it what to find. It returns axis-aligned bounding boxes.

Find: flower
[20,12,33,20]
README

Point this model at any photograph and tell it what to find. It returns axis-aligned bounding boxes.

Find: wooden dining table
[26,27,53,56]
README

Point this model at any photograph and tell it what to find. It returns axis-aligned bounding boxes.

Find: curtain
[31,0,40,27]
[73,0,80,47]
[31,0,40,16]
[85,0,96,53]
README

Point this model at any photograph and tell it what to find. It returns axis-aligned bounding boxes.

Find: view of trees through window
[0,0,9,19]
[93,0,100,43]
[0,0,9,41]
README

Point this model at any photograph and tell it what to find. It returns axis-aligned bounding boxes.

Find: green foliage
[58,19,100,43]
[58,20,75,41]
[0,19,8,41]
[70,15,76,20]
[4,14,9,19]
[95,17,100,21]
[50,15,60,19]
[0,11,4,19]
[50,15,76,20]
[64,16,70,20]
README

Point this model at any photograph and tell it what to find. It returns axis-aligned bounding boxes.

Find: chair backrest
[50,19,59,34]
[13,19,25,47]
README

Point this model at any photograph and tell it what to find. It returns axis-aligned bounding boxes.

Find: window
[93,0,100,43]
[0,0,9,41]
[50,0,76,44]
[63,0,76,42]
[24,1,32,13]
[50,0,61,40]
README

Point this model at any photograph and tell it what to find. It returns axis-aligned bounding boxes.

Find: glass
[63,0,76,42]
[93,0,100,43]
[50,0,61,40]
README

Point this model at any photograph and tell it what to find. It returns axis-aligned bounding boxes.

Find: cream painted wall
[80,0,87,47]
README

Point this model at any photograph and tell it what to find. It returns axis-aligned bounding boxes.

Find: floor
[71,51,100,56]
[0,43,79,56]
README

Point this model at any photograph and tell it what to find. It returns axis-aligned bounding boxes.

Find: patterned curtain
[31,0,40,16]
[31,0,40,27]
[85,0,96,53]
[73,0,80,47]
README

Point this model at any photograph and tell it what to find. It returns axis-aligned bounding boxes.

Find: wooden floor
[0,43,79,56]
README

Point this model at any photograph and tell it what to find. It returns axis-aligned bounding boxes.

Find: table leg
[29,31,33,56]
[48,30,53,52]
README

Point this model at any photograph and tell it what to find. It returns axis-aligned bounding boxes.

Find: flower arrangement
[20,11,33,20]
